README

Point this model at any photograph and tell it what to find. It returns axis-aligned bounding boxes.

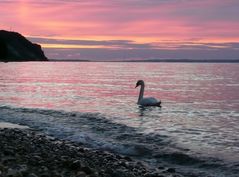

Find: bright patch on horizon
[41,43,122,49]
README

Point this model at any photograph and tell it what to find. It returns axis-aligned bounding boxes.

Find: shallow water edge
[0,127,185,177]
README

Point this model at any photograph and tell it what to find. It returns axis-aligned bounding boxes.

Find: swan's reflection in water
[137,105,161,117]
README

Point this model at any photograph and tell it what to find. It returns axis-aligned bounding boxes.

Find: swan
[135,80,161,107]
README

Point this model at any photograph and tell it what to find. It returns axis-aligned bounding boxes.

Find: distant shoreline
[1,59,239,63]
[49,59,239,63]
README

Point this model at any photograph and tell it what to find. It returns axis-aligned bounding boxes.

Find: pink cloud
[0,1,237,39]
[1,0,239,60]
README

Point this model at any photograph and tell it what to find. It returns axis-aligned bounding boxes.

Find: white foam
[0,122,29,129]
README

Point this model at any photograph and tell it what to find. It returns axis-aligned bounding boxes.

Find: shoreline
[0,126,184,177]
[0,122,29,129]
[2,60,239,63]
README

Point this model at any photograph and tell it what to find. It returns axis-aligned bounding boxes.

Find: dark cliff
[0,30,48,62]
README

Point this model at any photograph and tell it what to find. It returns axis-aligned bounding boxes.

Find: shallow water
[0,62,238,176]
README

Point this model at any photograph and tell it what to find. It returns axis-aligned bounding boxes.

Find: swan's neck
[138,84,144,103]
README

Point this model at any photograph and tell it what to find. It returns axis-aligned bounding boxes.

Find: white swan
[135,80,161,107]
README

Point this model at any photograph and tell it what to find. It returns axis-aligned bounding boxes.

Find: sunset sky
[1,0,239,61]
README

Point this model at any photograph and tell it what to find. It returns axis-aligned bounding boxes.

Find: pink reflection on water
[1,62,239,166]
[0,62,238,111]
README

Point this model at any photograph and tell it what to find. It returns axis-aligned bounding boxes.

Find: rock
[0,39,7,59]
[39,174,49,177]
[144,173,165,177]
[39,166,48,172]
[2,156,16,165]
[167,168,176,173]
[0,30,48,62]
[51,173,61,177]
[157,166,165,170]
[70,160,82,170]
[76,171,87,177]
[0,128,185,177]
[105,168,134,177]
[27,173,38,177]
[33,155,42,161]
[6,168,22,177]
[123,156,132,161]
[91,171,99,177]
[16,164,28,174]
[3,149,15,156]
[81,166,92,174]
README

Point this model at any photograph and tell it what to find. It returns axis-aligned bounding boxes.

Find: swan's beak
[135,84,138,88]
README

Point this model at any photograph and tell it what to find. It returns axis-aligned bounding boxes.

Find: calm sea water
[0,62,238,176]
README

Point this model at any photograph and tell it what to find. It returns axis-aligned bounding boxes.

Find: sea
[0,62,238,177]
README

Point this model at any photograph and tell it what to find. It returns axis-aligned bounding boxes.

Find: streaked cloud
[28,36,239,60]
[28,37,239,50]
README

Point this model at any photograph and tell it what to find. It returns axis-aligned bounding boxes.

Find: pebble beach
[0,125,185,177]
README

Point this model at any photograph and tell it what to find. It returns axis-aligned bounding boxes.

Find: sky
[1,0,239,61]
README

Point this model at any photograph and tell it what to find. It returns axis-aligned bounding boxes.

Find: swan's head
[135,80,145,88]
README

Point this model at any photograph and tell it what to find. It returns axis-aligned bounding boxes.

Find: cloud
[43,46,239,61]
[26,36,239,60]
[27,37,155,49]
[28,36,239,50]
[2,0,239,40]
[1,0,239,60]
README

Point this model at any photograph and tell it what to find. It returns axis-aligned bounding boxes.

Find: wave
[0,105,169,156]
[0,105,238,177]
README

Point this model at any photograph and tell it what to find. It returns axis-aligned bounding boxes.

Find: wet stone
[157,166,165,170]
[70,160,82,170]
[76,171,87,177]
[81,166,92,174]
[123,156,132,161]
[167,168,176,173]
[144,173,165,177]
[6,168,22,177]
[0,128,184,177]
[39,174,49,177]
[4,149,15,156]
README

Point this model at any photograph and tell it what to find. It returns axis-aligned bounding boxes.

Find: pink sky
[1,0,239,60]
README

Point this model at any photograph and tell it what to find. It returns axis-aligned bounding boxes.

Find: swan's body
[135,80,161,107]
